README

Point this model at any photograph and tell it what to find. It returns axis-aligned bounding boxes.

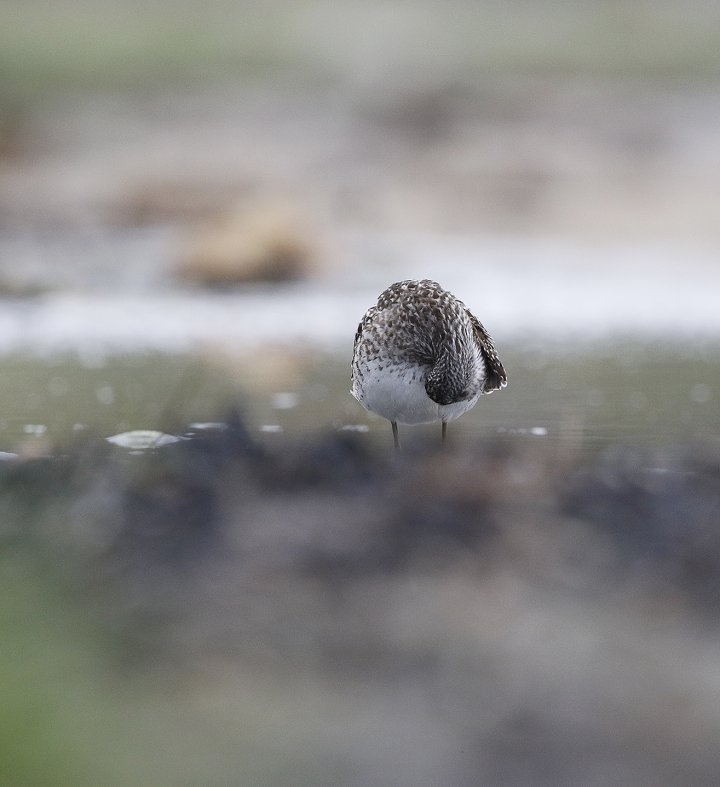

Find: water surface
[2,340,717,458]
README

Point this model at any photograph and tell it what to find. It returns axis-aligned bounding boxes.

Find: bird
[351,279,506,448]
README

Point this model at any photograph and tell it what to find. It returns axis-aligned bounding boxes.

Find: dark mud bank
[4,415,719,617]
[4,415,720,783]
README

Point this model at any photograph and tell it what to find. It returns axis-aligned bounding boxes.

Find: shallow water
[2,340,717,458]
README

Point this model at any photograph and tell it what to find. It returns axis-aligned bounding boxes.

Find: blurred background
[2,1,720,785]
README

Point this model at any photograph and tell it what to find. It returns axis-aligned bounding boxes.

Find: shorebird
[351,279,506,448]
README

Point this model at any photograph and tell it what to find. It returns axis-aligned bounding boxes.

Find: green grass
[0,555,322,786]
[0,0,294,97]
[2,0,719,102]
[0,556,115,786]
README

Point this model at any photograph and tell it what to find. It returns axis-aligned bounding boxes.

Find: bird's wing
[353,319,363,352]
[353,307,373,353]
[467,311,507,392]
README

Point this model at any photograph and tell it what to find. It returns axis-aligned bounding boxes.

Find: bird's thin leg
[391,421,400,450]
[441,420,447,445]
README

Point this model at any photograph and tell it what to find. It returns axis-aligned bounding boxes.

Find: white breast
[352,358,480,425]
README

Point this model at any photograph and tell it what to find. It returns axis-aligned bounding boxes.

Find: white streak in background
[259,424,283,433]
[271,392,299,410]
[0,234,718,356]
[23,424,47,436]
[497,426,549,436]
[690,383,712,403]
[95,385,115,405]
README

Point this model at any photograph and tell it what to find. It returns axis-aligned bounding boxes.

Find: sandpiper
[351,279,506,448]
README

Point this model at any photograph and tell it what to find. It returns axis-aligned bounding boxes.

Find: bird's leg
[441,420,447,445]
[391,420,400,450]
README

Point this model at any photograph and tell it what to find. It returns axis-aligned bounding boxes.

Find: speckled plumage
[351,280,506,445]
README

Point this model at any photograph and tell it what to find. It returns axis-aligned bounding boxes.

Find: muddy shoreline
[4,417,720,783]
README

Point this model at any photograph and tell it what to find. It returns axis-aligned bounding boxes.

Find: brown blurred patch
[176,201,318,286]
